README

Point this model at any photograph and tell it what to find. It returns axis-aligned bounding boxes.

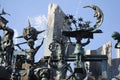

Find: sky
[0,0,120,61]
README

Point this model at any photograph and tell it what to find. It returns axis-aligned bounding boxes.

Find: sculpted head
[0,16,8,29]
[112,32,120,40]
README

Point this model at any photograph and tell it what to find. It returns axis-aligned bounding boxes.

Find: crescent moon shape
[84,5,104,30]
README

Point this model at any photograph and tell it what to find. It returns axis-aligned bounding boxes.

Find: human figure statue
[57,55,73,80]
[26,38,44,65]
[16,20,45,65]
[48,41,73,80]
[112,64,120,80]
[16,38,44,65]
[0,15,14,67]
[48,54,73,80]
[112,31,120,49]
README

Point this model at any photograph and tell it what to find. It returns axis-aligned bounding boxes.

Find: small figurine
[56,54,73,80]
[112,31,120,49]
[48,54,73,80]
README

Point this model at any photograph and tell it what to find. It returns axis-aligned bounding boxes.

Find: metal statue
[14,21,45,80]
[48,53,73,80]
[0,5,109,80]
[26,38,44,65]
[0,9,14,80]
[0,14,14,67]
[17,20,45,41]
[112,31,120,49]
[48,40,74,80]
[16,20,45,65]
[62,5,104,80]
[56,55,73,80]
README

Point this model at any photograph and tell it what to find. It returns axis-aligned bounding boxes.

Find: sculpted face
[0,16,8,29]
[27,39,34,48]
[112,32,120,40]
[0,21,5,29]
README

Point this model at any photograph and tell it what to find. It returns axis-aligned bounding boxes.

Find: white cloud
[34,15,47,26]
[30,15,47,30]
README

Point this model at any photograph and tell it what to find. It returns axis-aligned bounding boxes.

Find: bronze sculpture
[0,5,110,80]
[62,5,105,80]
[16,20,45,65]
[13,20,45,80]
[112,31,120,49]
[48,41,73,80]
[0,14,14,68]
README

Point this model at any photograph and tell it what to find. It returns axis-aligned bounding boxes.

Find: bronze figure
[112,32,120,49]
[0,15,14,67]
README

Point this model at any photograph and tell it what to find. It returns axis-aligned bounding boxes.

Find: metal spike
[28,19,31,28]
[37,30,45,34]
[0,8,11,16]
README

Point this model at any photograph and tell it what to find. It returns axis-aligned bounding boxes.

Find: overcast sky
[0,0,120,61]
